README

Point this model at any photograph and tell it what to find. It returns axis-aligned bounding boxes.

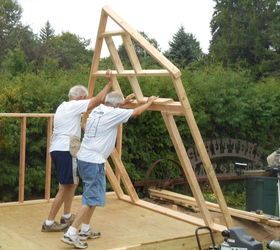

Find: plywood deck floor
[0,193,201,250]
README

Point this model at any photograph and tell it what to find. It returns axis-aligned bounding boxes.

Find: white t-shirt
[49,99,90,152]
[77,104,133,163]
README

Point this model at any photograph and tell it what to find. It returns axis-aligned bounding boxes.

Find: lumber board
[87,8,108,97]
[138,97,174,104]
[172,77,234,228]
[102,6,181,78]
[127,75,144,101]
[123,101,184,115]
[161,112,214,228]
[115,124,123,182]
[105,36,125,72]
[110,149,139,202]
[122,35,142,73]
[105,161,125,199]
[44,116,53,200]
[0,113,54,117]
[92,69,171,77]
[19,117,27,203]
[120,195,226,232]
[148,189,268,223]
[100,30,126,37]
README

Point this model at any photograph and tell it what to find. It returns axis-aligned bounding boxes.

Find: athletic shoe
[61,234,88,249]
[41,221,68,232]
[60,214,75,226]
[79,229,101,240]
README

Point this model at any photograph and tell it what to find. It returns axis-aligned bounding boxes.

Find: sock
[66,226,77,236]
[81,223,90,232]
[62,213,71,219]
[45,220,54,226]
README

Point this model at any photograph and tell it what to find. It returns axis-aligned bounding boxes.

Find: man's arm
[87,69,113,111]
[131,96,158,117]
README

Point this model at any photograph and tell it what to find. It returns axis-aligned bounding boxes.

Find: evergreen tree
[210,0,280,77]
[0,0,22,59]
[166,26,203,68]
[39,21,55,43]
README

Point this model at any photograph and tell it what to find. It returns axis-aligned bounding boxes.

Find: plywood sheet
[0,193,199,250]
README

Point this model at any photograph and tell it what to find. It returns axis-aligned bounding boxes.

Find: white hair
[68,85,88,99]
[105,91,124,107]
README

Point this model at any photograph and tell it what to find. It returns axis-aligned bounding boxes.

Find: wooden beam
[105,36,124,72]
[19,117,27,203]
[100,30,126,37]
[122,35,142,73]
[92,69,171,77]
[138,97,173,104]
[127,76,144,102]
[112,75,123,93]
[116,124,123,182]
[103,6,181,78]
[171,77,233,228]
[110,149,139,202]
[105,161,124,199]
[120,195,226,232]
[44,117,53,200]
[123,101,184,115]
[148,189,267,223]
[161,112,214,228]
[88,9,108,97]
[0,113,54,118]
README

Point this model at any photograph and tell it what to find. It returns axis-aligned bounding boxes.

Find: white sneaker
[79,229,101,241]
[61,234,88,249]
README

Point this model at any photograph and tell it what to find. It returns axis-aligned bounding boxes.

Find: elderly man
[61,91,158,248]
[41,72,113,232]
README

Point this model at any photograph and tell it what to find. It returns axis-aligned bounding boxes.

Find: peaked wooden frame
[87,6,233,231]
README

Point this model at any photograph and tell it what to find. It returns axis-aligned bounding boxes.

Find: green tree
[166,26,203,69]
[47,32,91,69]
[1,47,29,75]
[39,21,55,43]
[210,0,280,77]
[0,0,22,58]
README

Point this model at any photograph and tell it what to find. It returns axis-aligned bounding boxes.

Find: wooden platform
[0,193,223,250]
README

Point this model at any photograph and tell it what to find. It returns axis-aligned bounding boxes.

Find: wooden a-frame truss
[87,6,233,232]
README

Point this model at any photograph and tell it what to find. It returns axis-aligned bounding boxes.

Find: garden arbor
[87,6,233,231]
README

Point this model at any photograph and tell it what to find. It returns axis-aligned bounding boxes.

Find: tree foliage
[166,25,203,68]
[210,0,280,77]
[0,0,22,59]
[0,0,280,203]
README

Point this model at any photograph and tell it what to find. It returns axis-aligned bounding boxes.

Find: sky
[17,0,216,57]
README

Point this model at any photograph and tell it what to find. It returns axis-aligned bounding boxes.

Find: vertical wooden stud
[45,116,53,200]
[18,116,27,203]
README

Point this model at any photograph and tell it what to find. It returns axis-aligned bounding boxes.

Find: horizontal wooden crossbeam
[124,101,184,116]
[100,30,126,37]
[92,69,171,77]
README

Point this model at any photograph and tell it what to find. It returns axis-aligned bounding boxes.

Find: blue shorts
[77,159,105,207]
[51,151,78,184]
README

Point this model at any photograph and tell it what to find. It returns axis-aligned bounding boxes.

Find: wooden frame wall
[85,6,233,231]
[0,113,54,204]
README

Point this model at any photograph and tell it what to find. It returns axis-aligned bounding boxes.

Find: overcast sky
[17,0,216,57]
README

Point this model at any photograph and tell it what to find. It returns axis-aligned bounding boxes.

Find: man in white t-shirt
[61,91,158,249]
[41,71,113,232]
